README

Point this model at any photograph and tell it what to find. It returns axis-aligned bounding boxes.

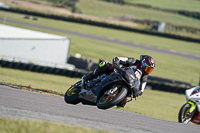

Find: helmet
[140,55,155,74]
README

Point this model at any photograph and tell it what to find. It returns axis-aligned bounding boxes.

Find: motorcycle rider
[80,55,155,108]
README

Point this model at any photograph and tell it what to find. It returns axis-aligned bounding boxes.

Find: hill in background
[1,0,200,39]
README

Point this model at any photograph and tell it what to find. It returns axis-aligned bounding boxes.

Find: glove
[113,57,120,70]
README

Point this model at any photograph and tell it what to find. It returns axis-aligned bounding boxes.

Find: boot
[117,98,127,108]
[81,75,87,89]
[79,73,96,97]
[79,75,90,97]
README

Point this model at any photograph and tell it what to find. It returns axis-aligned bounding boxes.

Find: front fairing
[120,67,141,91]
[185,87,194,100]
[186,86,200,111]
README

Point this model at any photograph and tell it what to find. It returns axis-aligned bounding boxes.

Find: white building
[0,24,74,70]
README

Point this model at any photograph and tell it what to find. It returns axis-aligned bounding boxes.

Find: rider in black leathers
[80,55,155,108]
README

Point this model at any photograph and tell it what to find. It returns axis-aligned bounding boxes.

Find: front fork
[188,100,196,114]
[187,100,197,121]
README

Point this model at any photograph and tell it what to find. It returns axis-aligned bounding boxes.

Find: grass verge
[77,0,200,29]
[122,89,185,122]
[0,118,114,133]
[0,67,79,94]
[124,0,200,11]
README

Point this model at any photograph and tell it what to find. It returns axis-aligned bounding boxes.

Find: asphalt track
[0,85,199,133]
[1,18,200,61]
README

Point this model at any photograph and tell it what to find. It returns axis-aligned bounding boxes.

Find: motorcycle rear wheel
[64,81,81,104]
[97,84,127,109]
[178,103,192,124]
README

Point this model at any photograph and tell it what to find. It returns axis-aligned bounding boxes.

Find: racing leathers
[112,57,148,97]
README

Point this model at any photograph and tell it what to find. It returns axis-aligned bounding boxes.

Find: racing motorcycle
[178,86,200,124]
[64,67,141,109]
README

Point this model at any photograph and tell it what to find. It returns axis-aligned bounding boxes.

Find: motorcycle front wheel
[97,84,127,109]
[64,81,81,104]
[178,103,192,124]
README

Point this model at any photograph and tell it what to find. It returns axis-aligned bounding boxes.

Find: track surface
[0,85,199,133]
[1,18,200,61]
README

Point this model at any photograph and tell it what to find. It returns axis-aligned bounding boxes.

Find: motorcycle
[64,67,141,109]
[178,86,200,124]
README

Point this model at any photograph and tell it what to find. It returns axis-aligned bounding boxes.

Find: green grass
[0,67,79,94]
[122,89,186,122]
[124,0,200,11]
[77,0,200,29]
[0,118,114,133]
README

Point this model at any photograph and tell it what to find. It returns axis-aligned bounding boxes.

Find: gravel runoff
[0,106,154,133]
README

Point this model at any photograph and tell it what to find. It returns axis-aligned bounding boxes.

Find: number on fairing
[135,71,141,80]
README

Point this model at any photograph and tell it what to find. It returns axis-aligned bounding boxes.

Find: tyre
[64,81,81,104]
[178,103,192,124]
[97,84,127,109]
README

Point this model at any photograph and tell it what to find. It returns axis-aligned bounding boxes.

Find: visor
[143,62,153,74]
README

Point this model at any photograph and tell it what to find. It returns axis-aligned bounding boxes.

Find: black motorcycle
[64,67,140,109]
